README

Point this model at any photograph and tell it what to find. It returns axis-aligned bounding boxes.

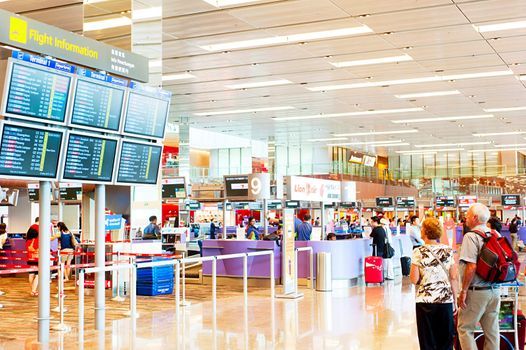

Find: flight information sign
[123,83,171,139]
[116,140,162,185]
[0,122,64,180]
[62,133,118,183]
[3,60,72,124]
[70,74,126,132]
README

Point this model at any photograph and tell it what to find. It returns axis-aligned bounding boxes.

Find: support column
[95,185,106,330]
[38,181,52,343]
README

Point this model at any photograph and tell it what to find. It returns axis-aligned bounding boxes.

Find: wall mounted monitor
[0,121,64,180]
[502,194,520,207]
[59,183,82,201]
[2,57,73,125]
[69,69,127,133]
[116,140,163,185]
[122,83,171,139]
[436,196,456,208]
[396,196,415,208]
[61,132,118,184]
[224,175,249,200]
[376,197,393,207]
[161,177,186,199]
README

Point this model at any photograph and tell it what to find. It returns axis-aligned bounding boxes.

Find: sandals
[30,291,38,297]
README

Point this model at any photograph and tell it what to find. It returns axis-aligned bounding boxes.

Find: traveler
[380,218,394,280]
[369,216,386,257]
[314,217,320,226]
[408,216,424,248]
[57,222,79,281]
[143,215,161,239]
[209,219,220,239]
[457,203,500,350]
[26,222,60,296]
[296,215,313,241]
[509,215,520,251]
[326,232,337,240]
[410,217,458,350]
[486,216,502,237]
[245,217,259,240]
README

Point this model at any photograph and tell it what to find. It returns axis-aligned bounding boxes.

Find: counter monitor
[162,177,186,199]
[0,122,64,180]
[502,194,520,207]
[376,197,393,207]
[435,196,456,208]
[4,61,71,124]
[59,186,82,201]
[285,200,300,209]
[116,140,162,185]
[123,89,170,139]
[396,197,415,208]
[62,133,118,183]
[224,175,249,200]
[70,78,125,132]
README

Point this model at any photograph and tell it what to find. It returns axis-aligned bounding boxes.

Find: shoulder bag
[383,227,395,258]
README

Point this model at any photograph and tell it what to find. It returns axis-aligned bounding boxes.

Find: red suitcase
[365,256,384,285]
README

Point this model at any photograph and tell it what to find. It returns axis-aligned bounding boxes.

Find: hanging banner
[0,9,148,81]
[286,176,341,203]
[281,209,296,295]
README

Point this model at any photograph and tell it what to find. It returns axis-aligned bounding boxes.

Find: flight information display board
[116,140,162,185]
[70,73,126,132]
[123,84,171,139]
[3,59,73,124]
[62,133,118,183]
[0,122,64,180]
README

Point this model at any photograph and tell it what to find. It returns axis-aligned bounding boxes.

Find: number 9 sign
[248,173,270,200]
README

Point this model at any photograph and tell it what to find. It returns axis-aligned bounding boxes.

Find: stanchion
[78,270,85,343]
[52,262,71,332]
[124,257,139,318]
[180,252,191,307]
[112,251,125,302]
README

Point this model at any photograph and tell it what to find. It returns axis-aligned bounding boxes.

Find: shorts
[59,249,74,265]
[27,261,38,275]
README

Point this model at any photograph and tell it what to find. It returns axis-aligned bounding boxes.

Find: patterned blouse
[412,244,454,303]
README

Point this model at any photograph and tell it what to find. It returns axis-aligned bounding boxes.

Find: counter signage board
[285,200,300,209]
[267,201,283,210]
[59,184,82,201]
[376,197,393,207]
[0,10,148,81]
[28,183,39,201]
[436,196,455,208]
[396,196,415,208]
[458,195,477,207]
[502,194,520,206]
[105,214,123,231]
[281,209,296,295]
[348,151,364,164]
[340,202,357,208]
[224,175,249,200]
[248,173,270,200]
[185,202,201,211]
[286,176,341,203]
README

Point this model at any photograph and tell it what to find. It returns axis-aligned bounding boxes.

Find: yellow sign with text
[9,16,27,44]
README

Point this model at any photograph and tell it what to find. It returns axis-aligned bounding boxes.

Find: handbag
[383,240,395,259]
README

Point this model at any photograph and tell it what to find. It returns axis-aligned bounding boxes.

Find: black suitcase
[401,256,411,276]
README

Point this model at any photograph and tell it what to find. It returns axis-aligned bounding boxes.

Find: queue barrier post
[124,257,139,318]
[52,262,71,332]
[180,252,190,306]
[112,251,125,302]
[78,270,85,342]
[175,259,180,317]
[296,247,315,290]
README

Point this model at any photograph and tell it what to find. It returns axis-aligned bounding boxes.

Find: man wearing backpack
[457,203,501,350]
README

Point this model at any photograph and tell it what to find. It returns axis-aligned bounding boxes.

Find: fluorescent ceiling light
[415,142,491,148]
[334,129,419,137]
[494,143,526,148]
[149,60,162,68]
[397,148,464,154]
[330,54,412,68]
[520,75,526,81]
[199,25,373,51]
[195,106,295,116]
[83,16,132,31]
[483,106,526,112]
[395,90,460,99]
[273,107,423,121]
[202,0,261,7]
[162,73,195,81]
[307,70,513,92]
[391,114,493,124]
[473,131,526,137]
[132,7,162,20]
[474,20,526,33]
[307,137,348,142]
[469,148,526,153]
[328,140,408,146]
[226,79,292,89]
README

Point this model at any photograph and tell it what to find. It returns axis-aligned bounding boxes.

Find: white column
[38,181,52,343]
[94,185,106,330]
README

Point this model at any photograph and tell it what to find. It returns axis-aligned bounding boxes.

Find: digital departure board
[0,122,64,180]
[70,78,125,132]
[123,86,171,139]
[62,133,118,183]
[3,61,72,124]
[116,140,162,185]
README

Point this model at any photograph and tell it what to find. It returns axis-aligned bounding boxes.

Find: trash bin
[316,252,332,292]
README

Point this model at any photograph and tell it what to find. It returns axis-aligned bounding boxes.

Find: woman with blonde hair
[410,218,458,350]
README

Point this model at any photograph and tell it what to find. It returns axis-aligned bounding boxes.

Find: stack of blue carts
[137,258,174,296]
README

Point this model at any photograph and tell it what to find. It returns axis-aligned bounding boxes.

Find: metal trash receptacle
[316,252,332,292]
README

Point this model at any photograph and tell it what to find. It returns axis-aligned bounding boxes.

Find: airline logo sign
[287,176,341,203]
[0,9,148,82]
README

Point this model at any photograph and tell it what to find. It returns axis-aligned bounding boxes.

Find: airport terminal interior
[0,0,526,349]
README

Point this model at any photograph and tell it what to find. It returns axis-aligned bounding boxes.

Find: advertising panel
[286,176,341,203]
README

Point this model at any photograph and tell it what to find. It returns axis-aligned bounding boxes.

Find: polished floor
[0,275,425,350]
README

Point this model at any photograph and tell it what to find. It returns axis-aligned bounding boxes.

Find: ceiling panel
[329,0,451,15]
[459,0,526,23]
[163,12,255,39]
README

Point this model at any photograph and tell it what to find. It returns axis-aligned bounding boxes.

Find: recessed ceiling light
[307,137,348,142]
[474,20,526,33]
[199,25,373,51]
[273,107,423,121]
[397,148,464,154]
[194,106,295,116]
[394,90,460,99]
[391,114,493,124]
[330,54,412,68]
[334,129,419,137]
[483,106,526,112]
[468,148,526,153]
[414,142,491,148]
[473,131,526,137]
[226,79,292,89]
[162,73,196,81]
[83,16,132,31]
[307,70,512,91]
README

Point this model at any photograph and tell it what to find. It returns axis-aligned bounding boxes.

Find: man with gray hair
[457,203,500,350]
